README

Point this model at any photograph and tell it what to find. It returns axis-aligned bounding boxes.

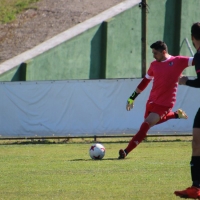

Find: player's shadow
[69,158,128,161]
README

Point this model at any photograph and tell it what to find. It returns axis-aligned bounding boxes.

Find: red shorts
[144,100,172,119]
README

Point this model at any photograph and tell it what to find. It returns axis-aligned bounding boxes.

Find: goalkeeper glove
[126,91,139,111]
[126,98,134,111]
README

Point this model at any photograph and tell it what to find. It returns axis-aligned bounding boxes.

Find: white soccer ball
[89,143,105,160]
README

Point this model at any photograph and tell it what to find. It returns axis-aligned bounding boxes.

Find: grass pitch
[0,138,192,200]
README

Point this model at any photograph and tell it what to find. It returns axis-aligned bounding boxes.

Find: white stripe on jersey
[145,73,154,80]
[188,57,193,66]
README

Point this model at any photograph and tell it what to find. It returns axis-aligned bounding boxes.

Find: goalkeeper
[118,40,194,159]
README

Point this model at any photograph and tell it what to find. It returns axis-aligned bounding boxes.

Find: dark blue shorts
[193,108,200,128]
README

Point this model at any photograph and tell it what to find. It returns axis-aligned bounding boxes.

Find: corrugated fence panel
[0,79,198,137]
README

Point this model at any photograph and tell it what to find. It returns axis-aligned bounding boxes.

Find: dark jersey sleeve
[186,51,200,88]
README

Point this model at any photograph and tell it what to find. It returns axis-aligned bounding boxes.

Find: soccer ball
[89,143,105,160]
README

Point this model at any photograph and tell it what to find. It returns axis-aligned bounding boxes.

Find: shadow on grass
[0,140,129,145]
[0,137,192,145]
[69,158,124,161]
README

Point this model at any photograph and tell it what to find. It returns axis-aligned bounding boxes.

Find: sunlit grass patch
[0,0,39,23]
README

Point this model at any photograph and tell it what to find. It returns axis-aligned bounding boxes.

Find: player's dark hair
[150,41,168,52]
[191,22,200,40]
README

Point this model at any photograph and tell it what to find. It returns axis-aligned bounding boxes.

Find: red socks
[125,122,150,154]
[125,112,177,155]
[156,111,176,125]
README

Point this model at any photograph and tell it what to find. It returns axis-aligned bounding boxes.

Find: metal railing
[180,38,194,56]
[0,134,192,142]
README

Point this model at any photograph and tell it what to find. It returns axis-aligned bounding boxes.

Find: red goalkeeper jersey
[146,56,193,107]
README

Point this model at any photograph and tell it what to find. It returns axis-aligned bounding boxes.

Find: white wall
[0,79,198,137]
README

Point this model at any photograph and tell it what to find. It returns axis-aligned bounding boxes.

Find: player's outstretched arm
[179,76,188,85]
[126,77,151,111]
[181,53,200,87]
[179,74,200,88]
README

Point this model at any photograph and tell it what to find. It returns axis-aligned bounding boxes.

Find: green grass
[0,139,192,200]
[0,0,39,23]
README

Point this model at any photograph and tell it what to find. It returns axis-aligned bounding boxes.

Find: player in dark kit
[174,22,200,199]
[118,41,194,160]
